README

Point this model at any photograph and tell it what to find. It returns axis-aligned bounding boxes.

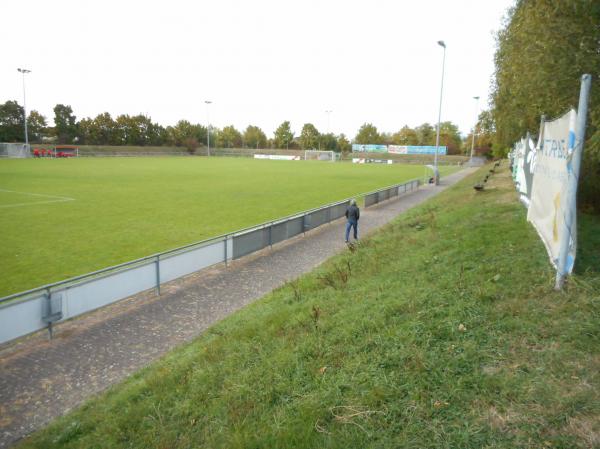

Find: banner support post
[555,74,592,290]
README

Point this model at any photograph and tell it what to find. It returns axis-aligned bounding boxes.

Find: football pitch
[0,157,458,296]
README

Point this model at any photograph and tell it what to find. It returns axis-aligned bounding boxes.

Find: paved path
[0,168,476,447]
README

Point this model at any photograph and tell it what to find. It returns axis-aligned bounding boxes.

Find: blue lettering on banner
[533,162,567,182]
[353,144,447,155]
[568,131,575,150]
[542,139,567,159]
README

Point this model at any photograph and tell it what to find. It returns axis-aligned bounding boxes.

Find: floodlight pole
[434,40,446,185]
[205,100,212,157]
[469,96,480,164]
[17,68,31,146]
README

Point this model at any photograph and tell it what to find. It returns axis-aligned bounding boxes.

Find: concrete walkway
[0,168,476,448]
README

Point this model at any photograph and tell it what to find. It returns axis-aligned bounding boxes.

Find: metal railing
[0,178,420,345]
[364,179,419,207]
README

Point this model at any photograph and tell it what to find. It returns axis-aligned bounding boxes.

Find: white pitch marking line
[0,189,75,208]
[0,188,75,201]
[0,199,74,208]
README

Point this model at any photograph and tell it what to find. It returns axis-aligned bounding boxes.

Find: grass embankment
[18,165,600,448]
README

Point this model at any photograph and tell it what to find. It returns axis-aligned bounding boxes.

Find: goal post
[0,143,31,158]
[304,150,336,162]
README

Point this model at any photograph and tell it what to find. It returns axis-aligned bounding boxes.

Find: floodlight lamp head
[17,68,31,73]
[437,40,446,48]
[204,100,212,104]
[473,96,480,100]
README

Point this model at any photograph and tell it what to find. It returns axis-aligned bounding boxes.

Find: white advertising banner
[514,138,527,194]
[527,109,577,272]
[254,154,300,160]
[513,134,537,206]
[522,134,536,203]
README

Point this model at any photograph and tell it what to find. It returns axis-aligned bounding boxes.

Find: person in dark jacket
[345,199,360,242]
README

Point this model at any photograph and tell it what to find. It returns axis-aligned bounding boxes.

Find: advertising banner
[388,145,447,155]
[514,138,527,198]
[522,133,536,203]
[254,154,300,160]
[527,109,577,272]
[352,158,393,164]
[510,144,519,182]
[352,144,388,153]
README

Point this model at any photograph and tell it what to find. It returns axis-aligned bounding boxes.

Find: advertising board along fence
[0,178,421,345]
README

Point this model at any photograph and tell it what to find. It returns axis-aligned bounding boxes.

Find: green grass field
[0,158,456,296]
[16,165,600,449]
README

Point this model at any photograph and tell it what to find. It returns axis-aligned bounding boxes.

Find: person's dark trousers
[345,220,358,242]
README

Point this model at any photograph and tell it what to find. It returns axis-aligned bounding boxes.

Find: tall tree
[92,112,118,145]
[354,123,382,144]
[299,123,320,149]
[320,133,337,151]
[466,110,495,158]
[0,101,25,142]
[491,0,600,210]
[415,123,435,146]
[77,117,94,145]
[114,115,134,145]
[218,125,242,148]
[391,126,419,145]
[437,121,463,155]
[243,125,267,149]
[26,110,47,143]
[167,120,206,147]
[53,104,77,144]
[380,132,393,145]
[273,121,294,149]
[337,134,351,154]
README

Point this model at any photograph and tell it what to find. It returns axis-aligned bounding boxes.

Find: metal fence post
[155,255,161,296]
[224,235,229,267]
[555,74,592,290]
[45,288,53,340]
[269,223,273,249]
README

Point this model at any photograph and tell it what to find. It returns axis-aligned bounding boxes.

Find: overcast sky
[2,0,514,139]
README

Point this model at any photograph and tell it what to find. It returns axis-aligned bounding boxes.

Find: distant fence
[0,178,420,345]
[80,152,191,157]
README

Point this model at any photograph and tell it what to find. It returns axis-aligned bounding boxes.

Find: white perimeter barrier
[353,158,393,164]
[254,154,301,160]
[0,178,421,344]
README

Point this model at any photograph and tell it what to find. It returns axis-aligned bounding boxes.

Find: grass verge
[17,164,600,448]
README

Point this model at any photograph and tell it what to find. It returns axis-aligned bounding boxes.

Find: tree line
[0,102,467,154]
[489,0,599,211]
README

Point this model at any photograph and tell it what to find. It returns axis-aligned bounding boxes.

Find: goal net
[0,143,30,158]
[304,150,335,162]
